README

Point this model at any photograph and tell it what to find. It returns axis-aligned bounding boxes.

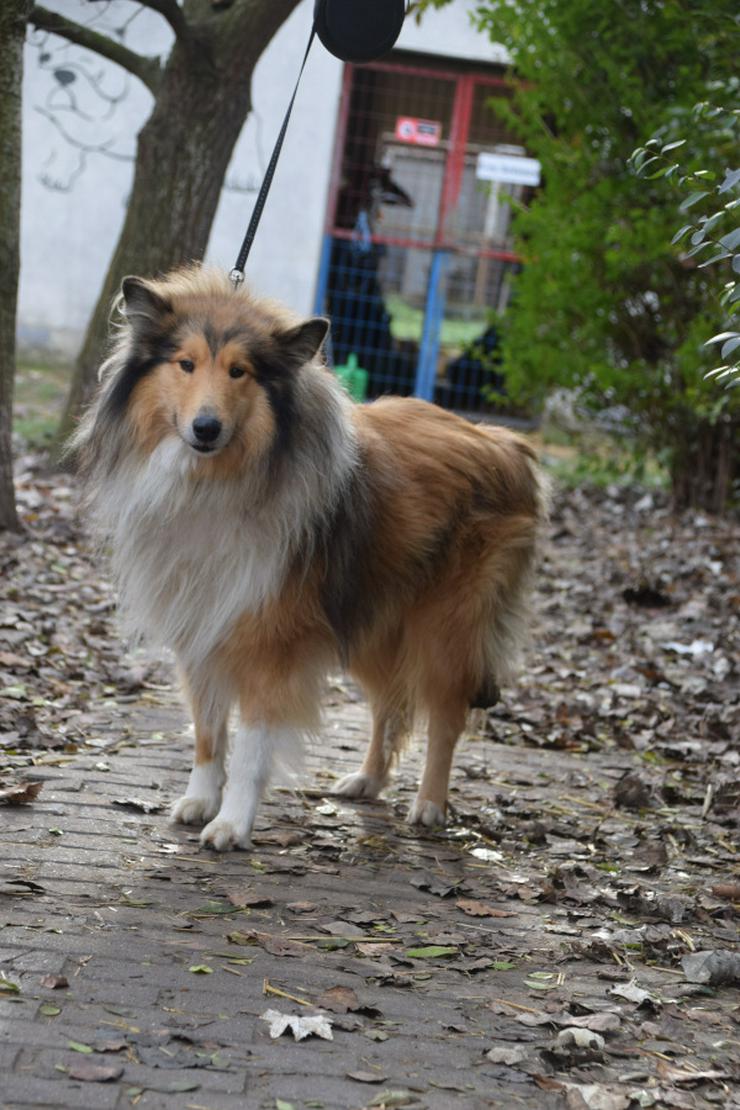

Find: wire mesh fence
[316,59,536,414]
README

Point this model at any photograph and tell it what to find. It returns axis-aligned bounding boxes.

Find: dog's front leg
[171,670,230,827]
[200,721,296,851]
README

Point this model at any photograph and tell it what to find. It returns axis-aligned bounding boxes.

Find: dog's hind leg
[333,701,409,800]
[171,667,231,827]
[408,697,468,828]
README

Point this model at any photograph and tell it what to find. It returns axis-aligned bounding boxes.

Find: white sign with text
[476,152,541,187]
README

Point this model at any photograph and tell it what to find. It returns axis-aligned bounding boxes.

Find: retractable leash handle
[230,0,406,288]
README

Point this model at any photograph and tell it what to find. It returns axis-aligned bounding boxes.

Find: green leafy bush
[421,0,739,509]
[630,100,739,387]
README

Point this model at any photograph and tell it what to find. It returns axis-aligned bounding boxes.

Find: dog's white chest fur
[99,439,290,666]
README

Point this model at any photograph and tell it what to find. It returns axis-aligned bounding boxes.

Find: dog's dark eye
[179,359,194,373]
[229,366,246,380]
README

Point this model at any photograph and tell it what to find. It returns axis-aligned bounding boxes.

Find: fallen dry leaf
[225,888,274,908]
[455,898,514,918]
[710,882,740,901]
[486,1045,530,1065]
[0,780,42,805]
[260,1008,333,1041]
[111,797,165,814]
[608,980,653,1005]
[316,985,360,1013]
[355,942,397,957]
[39,974,68,989]
[655,1061,728,1084]
[67,1062,124,1083]
[555,1027,605,1051]
[347,1070,387,1084]
[564,1083,631,1110]
[682,949,740,986]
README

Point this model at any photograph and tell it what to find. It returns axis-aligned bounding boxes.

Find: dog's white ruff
[96,380,358,674]
[99,438,295,667]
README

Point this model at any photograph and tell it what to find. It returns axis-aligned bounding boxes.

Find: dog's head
[97,267,329,469]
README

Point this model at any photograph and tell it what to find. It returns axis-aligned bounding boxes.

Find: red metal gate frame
[323,61,520,264]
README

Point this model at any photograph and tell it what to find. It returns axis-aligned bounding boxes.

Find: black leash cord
[230,25,316,287]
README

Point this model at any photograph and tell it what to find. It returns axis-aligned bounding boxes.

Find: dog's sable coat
[74,266,547,850]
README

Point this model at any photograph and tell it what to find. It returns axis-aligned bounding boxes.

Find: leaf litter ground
[0,453,738,1109]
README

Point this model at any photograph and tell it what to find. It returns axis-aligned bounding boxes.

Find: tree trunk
[0,0,32,529]
[55,0,302,450]
[670,413,738,514]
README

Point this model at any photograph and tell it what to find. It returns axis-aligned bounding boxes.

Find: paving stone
[4,688,739,1110]
[0,1073,121,1109]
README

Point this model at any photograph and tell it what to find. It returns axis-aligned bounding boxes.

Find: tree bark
[54,0,302,450]
[670,412,738,514]
[0,0,33,529]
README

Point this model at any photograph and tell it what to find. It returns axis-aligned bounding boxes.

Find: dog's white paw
[408,797,447,828]
[332,771,384,799]
[171,794,220,826]
[200,817,251,852]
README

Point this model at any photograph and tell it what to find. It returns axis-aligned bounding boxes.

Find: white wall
[206,4,341,313]
[397,3,509,65]
[18,0,500,353]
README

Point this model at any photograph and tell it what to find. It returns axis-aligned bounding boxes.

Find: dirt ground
[1,452,739,1110]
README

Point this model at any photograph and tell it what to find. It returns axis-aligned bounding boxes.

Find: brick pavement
[1,688,738,1110]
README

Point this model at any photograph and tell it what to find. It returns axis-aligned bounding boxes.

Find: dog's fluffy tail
[478,440,550,695]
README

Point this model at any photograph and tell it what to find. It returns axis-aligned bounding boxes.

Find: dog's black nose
[192,415,222,444]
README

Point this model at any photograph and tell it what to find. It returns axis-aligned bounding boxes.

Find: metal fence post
[414,250,448,401]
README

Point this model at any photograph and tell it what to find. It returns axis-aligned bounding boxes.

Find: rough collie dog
[74,266,547,851]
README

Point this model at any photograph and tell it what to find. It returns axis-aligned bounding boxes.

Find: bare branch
[29,6,162,93]
[134,0,189,39]
[86,0,189,39]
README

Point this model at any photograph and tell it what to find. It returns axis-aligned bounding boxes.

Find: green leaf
[68,1041,94,1054]
[405,945,459,959]
[719,228,740,251]
[276,1101,296,1110]
[367,1092,416,1108]
[721,336,740,359]
[705,332,739,346]
[718,168,740,194]
[685,240,715,258]
[660,139,686,154]
[188,965,214,974]
[636,155,661,176]
[188,901,240,917]
[698,251,731,268]
[39,1004,61,1016]
[492,959,517,970]
[679,190,711,211]
[671,224,694,245]
[0,685,27,700]
[0,976,20,994]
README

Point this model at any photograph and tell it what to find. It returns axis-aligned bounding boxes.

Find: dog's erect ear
[121,276,171,322]
[276,317,330,368]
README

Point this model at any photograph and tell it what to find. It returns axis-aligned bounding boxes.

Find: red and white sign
[394,116,442,147]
